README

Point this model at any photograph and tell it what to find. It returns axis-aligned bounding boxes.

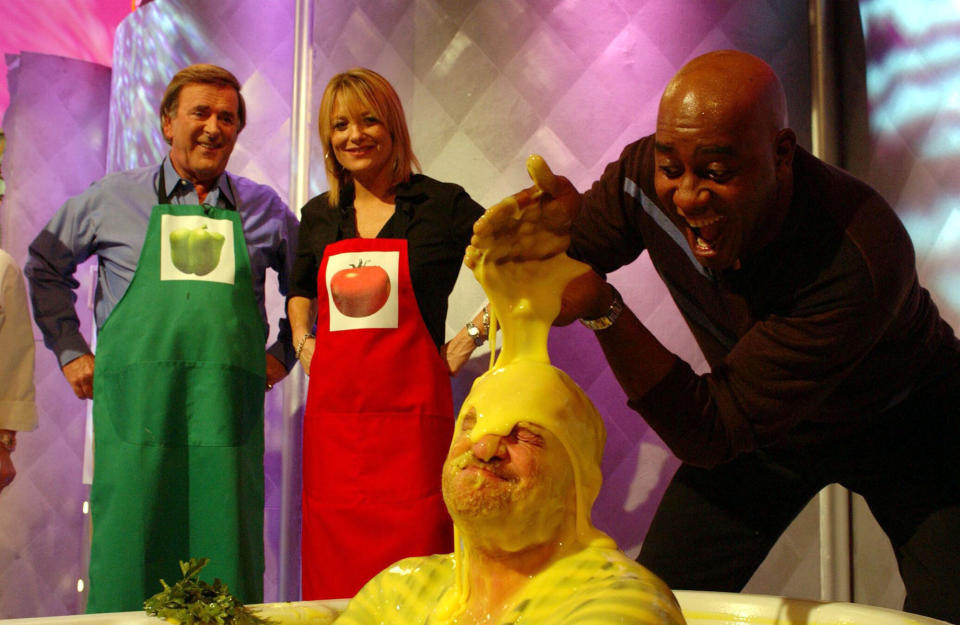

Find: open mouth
[687,215,724,252]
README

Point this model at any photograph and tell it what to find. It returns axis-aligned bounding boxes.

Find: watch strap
[466,321,485,346]
[579,285,624,331]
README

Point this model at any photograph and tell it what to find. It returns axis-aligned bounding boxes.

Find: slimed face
[442,360,609,553]
[442,406,574,553]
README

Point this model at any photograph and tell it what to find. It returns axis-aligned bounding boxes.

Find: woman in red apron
[288,68,487,599]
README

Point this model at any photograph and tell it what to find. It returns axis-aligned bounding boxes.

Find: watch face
[467,322,484,345]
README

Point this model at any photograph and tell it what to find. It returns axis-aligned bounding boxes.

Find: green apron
[87,179,266,613]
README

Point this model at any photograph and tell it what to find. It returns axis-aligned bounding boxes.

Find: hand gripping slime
[464,155,591,368]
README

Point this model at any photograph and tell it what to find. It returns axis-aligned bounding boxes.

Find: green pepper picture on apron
[87,168,266,613]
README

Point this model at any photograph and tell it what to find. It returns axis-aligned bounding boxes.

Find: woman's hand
[288,296,318,376]
[442,328,477,376]
[297,335,316,375]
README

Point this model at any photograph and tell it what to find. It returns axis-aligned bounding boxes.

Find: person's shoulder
[86,163,157,193]
[521,546,684,624]
[618,134,656,165]
[403,173,469,198]
[56,164,157,217]
[555,546,685,624]
[299,191,336,221]
[795,148,914,277]
[378,552,453,578]
[402,174,483,221]
[360,553,453,595]
[558,546,674,595]
[228,172,291,213]
[794,148,889,214]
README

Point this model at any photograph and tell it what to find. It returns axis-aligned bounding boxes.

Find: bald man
[511,50,960,621]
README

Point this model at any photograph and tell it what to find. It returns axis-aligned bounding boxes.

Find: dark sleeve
[416,181,484,350]
[24,191,100,366]
[569,138,651,274]
[631,203,911,467]
[289,193,337,299]
[631,276,883,468]
[448,185,485,249]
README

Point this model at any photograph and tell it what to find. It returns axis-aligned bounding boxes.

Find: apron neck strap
[157,163,170,205]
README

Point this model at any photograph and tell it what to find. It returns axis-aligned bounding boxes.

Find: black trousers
[638,361,960,623]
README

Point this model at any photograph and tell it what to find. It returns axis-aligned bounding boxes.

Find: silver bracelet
[295,333,315,359]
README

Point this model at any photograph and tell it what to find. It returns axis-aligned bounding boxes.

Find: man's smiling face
[162,83,240,188]
[654,98,779,272]
[653,53,795,272]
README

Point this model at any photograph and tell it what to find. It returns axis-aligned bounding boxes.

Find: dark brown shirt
[571,136,959,467]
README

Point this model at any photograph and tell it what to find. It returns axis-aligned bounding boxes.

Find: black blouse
[290,174,485,350]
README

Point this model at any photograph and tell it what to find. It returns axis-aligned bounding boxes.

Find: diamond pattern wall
[2,0,832,617]
[0,52,111,618]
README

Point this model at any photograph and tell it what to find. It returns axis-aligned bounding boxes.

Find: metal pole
[278,0,313,601]
[809,0,851,603]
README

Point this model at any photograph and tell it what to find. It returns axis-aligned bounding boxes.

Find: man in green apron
[25,64,299,612]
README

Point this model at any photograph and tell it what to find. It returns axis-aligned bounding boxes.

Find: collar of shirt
[336,175,428,224]
[161,157,236,209]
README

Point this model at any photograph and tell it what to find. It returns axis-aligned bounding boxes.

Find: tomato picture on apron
[325,250,399,329]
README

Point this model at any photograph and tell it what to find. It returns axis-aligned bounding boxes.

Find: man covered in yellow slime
[334,157,685,625]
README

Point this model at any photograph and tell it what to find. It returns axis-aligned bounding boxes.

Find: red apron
[301,237,454,599]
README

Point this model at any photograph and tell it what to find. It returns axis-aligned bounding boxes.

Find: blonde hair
[318,68,420,206]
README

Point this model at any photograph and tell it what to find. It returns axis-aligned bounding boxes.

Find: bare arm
[442,305,490,376]
[560,271,677,400]
[288,295,317,374]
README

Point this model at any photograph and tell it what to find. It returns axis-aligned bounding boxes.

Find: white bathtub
[0,594,952,625]
[674,591,954,625]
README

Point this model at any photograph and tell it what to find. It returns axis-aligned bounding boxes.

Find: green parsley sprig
[144,557,272,625]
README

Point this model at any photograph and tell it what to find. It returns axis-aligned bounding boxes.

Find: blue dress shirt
[25,158,299,369]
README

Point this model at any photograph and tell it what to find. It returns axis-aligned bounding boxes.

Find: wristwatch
[579,285,624,331]
[465,321,485,347]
